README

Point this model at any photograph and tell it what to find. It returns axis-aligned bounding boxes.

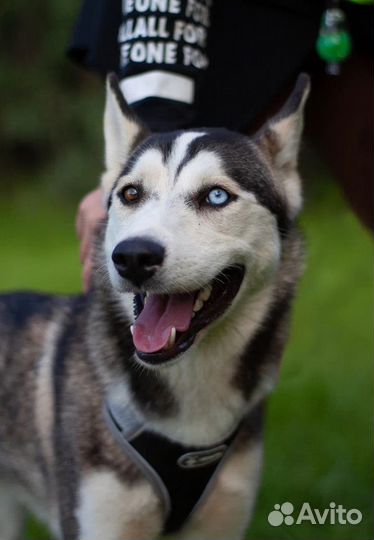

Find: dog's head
[101,74,309,366]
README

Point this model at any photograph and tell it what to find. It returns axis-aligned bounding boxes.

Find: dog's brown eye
[121,186,140,204]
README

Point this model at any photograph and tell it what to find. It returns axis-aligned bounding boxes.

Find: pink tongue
[133,293,195,353]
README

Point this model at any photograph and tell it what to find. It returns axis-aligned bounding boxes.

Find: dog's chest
[105,396,245,535]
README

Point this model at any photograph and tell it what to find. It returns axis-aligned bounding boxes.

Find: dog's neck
[98,282,278,447]
[147,285,277,446]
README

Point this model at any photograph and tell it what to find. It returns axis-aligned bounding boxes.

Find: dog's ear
[102,73,148,194]
[255,73,310,218]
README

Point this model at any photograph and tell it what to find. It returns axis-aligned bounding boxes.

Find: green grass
[0,177,372,540]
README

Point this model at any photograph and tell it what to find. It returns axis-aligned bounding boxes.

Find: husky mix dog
[0,74,309,540]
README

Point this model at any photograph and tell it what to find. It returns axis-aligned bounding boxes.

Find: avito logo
[268,502,362,527]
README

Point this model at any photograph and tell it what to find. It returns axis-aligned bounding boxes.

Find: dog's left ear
[255,73,310,218]
[102,73,148,195]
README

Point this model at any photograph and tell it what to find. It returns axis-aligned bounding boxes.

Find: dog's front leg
[76,469,163,540]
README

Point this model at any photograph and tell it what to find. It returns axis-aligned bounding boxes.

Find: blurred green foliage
[0,0,103,200]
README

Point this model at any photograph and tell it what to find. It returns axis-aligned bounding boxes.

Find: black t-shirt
[68,0,372,132]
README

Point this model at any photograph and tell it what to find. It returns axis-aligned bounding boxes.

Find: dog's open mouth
[131,265,245,364]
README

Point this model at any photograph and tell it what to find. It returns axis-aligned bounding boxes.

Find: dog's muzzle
[112,237,165,287]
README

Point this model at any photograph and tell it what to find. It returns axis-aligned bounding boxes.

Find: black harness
[105,399,241,534]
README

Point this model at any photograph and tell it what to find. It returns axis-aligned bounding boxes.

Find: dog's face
[101,74,309,366]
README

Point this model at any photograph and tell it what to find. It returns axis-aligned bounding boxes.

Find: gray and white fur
[0,73,310,540]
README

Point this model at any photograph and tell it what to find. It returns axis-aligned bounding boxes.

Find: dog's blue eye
[206,188,230,207]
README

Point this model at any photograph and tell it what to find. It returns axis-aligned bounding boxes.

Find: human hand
[76,187,107,292]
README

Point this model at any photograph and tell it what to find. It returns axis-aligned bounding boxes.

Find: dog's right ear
[102,73,148,195]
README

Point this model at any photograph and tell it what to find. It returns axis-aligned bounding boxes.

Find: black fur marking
[153,132,176,164]
[107,192,113,210]
[109,176,122,202]
[0,292,57,329]
[225,160,291,237]
[174,129,291,236]
[0,293,64,493]
[102,293,177,417]
[128,356,178,416]
[119,141,152,178]
[53,295,87,540]
[233,292,293,399]
[131,128,151,157]
[240,401,265,444]
[173,134,203,180]
[120,130,194,177]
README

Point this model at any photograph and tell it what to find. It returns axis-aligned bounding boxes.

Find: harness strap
[104,399,240,534]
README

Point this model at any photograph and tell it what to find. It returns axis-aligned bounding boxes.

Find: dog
[0,73,309,540]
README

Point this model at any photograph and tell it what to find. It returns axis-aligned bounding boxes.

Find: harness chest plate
[105,400,240,534]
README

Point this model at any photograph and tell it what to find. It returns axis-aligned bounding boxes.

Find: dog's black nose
[112,238,165,287]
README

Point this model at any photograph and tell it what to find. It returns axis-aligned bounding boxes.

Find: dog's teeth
[199,285,212,302]
[196,284,212,307]
[167,327,176,349]
[193,298,204,312]
[130,325,134,335]
[144,296,148,305]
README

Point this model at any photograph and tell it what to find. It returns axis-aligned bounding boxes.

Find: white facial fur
[104,132,281,306]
